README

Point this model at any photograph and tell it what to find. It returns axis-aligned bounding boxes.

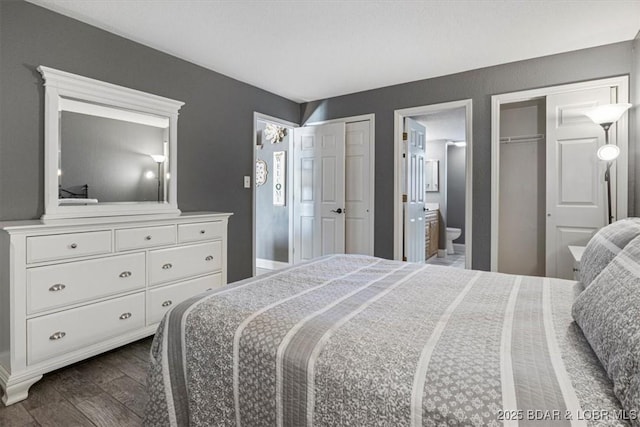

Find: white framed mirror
[38,66,184,221]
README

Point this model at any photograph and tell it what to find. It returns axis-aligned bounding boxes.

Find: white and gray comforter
[145,255,626,426]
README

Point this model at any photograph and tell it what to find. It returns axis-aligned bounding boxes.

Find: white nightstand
[568,245,586,281]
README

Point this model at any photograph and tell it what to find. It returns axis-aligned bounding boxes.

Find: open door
[292,123,346,263]
[546,86,614,279]
[404,118,426,263]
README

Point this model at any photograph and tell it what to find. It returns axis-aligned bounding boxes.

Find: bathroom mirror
[39,66,184,220]
[425,159,439,192]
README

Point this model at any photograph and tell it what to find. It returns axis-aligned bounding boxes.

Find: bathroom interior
[415,107,467,268]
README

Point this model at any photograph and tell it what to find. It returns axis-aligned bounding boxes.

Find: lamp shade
[150,154,166,163]
[584,103,632,125]
[597,144,620,162]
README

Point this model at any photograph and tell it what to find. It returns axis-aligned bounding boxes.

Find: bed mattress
[145,255,626,426]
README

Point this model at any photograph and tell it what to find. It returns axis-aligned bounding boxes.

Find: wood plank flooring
[0,337,153,427]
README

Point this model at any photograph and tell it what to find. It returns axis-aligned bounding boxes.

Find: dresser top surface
[0,211,233,233]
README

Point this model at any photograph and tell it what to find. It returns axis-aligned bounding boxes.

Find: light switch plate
[244,176,251,188]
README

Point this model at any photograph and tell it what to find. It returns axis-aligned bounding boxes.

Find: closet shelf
[499,134,545,144]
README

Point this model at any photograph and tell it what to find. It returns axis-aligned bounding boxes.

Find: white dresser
[0,212,231,405]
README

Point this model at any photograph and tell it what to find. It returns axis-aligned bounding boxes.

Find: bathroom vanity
[424,209,440,259]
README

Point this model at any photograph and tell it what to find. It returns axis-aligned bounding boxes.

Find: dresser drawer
[27,253,145,314]
[27,292,145,365]
[178,221,224,243]
[149,241,222,286]
[115,225,176,251]
[27,231,112,263]
[147,273,223,325]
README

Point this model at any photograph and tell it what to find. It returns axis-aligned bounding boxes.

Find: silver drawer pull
[70,243,78,249]
[145,235,152,241]
[119,312,132,320]
[200,230,206,234]
[162,263,173,270]
[49,331,66,340]
[49,283,66,292]
[119,271,132,278]
[162,300,172,307]
[205,255,214,261]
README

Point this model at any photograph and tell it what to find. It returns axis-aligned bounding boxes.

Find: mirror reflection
[58,98,170,205]
[425,159,439,192]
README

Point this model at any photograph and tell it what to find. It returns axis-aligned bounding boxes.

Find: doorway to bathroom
[393,99,472,268]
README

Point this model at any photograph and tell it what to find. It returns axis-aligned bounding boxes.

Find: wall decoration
[273,151,286,206]
[265,124,286,144]
[255,159,268,186]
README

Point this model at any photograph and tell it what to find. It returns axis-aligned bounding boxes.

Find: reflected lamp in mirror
[149,154,167,202]
[425,160,439,192]
[38,65,184,221]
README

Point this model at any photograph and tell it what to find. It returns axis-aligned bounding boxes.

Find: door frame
[304,113,376,256]
[490,76,630,272]
[393,100,473,268]
[252,112,298,276]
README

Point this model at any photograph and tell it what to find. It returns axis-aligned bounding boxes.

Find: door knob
[331,208,343,214]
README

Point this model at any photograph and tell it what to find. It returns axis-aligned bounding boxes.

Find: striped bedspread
[145,255,625,426]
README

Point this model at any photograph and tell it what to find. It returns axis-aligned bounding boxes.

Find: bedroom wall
[0,1,300,282]
[300,41,634,270]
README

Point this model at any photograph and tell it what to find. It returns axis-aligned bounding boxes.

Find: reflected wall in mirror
[59,100,169,203]
[425,159,439,192]
[39,66,184,220]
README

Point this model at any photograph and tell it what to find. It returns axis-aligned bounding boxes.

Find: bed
[145,220,640,426]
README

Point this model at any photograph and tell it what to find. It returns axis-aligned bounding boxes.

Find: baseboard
[256,258,290,271]
[453,243,465,252]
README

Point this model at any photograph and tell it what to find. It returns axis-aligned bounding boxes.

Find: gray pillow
[579,218,640,287]
[572,234,640,422]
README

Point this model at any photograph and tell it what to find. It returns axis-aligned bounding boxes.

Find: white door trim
[490,76,630,272]
[393,100,473,268]
[305,113,376,256]
[252,112,298,276]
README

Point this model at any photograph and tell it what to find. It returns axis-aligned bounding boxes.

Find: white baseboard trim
[256,258,290,271]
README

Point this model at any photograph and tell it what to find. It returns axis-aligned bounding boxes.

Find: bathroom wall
[446,145,466,244]
[424,139,447,220]
[255,120,290,263]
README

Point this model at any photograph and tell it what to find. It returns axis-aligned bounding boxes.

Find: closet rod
[499,133,545,144]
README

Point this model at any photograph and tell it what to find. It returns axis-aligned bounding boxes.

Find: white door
[404,118,426,263]
[546,86,615,279]
[293,123,346,263]
[345,121,372,255]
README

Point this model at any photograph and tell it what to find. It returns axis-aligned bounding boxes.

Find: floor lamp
[149,154,166,202]
[584,103,631,224]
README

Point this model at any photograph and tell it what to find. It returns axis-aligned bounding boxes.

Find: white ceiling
[27,0,640,103]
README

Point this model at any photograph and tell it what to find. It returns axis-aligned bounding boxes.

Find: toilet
[446,227,461,255]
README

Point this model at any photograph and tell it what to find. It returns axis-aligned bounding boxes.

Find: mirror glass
[58,98,170,206]
[425,159,439,192]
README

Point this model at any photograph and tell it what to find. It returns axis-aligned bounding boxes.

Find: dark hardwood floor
[0,337,153,427]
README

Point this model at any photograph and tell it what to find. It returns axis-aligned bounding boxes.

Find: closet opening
[498,98,546,276]
[490,76,630,279]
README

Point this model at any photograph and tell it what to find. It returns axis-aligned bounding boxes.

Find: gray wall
[0,1,299,282]
[446,145,466,244]
[255,121,290,263]
[301,41,634,270]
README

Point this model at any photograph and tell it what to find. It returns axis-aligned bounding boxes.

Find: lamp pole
[156,161,162,202]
